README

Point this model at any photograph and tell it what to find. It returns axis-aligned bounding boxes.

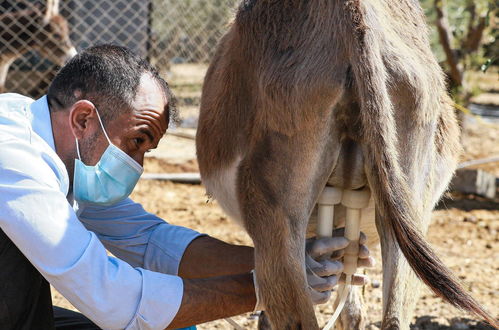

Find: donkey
[0,0,76,93]
[196,0,497,329]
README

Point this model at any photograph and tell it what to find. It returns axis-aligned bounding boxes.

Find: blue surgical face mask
[73,107,143,206]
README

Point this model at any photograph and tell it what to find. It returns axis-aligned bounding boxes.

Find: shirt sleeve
[78,198,205,275]
[0,136,182,330]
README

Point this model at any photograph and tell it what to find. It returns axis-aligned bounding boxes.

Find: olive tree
[421,0,496,95]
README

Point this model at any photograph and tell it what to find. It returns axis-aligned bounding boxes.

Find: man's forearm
[167,272,256,329]
[179,236,254,279]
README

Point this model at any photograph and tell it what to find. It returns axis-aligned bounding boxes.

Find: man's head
[47,44,177,190]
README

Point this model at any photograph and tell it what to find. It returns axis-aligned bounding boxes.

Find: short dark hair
[47,44,177,125]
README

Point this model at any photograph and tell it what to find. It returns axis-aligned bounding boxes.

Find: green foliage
[151,0,239,63]
[420,0,496,73]
[480,58,495,72]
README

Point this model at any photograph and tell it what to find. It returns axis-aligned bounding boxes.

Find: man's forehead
[131,74,169,129]
[111,106,168,143]
[133,74,168,111]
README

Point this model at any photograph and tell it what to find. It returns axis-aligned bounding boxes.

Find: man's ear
[69,100,97,140]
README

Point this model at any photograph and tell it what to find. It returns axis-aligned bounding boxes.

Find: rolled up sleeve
[78,198,205,275]
[144,222,204,275]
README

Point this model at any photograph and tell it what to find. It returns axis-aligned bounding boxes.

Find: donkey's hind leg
[237,117,342,329]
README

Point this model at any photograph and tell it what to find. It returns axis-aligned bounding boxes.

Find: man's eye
[133,138,144,146]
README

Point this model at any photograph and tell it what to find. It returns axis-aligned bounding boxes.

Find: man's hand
[305,229,375,304]
[176,232,375,321]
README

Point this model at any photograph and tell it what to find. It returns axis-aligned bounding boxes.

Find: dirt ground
[51,65,498,329]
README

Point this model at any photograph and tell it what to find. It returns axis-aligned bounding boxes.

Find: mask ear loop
[75,138,82,160]
[94,107,112,145]
[75,106,110,161]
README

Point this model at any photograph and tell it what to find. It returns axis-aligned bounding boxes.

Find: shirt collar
[29,95,56,151]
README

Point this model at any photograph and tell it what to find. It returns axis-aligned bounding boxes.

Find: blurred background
[1,1,498,329]
[0,0,237,99]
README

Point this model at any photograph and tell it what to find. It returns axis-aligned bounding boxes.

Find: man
[0,45,374,329]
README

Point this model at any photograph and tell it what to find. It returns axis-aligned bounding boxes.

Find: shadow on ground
[410,316,495,329]
[368,316,494,329]
[436,192,499,211]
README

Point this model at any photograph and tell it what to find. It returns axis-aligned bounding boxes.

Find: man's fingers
[357,256,376,268]
[307,255,344,276]
[328,255,374,269]
[307,265,338,292]
[310,275,338,292]
[307,237,349,259]
[332,229,367,245]
[358,244,370,258]
[330,244,371,261]
[310,287,332,305]
[339,273,369,286]
[330,249,344,260]
[319,260,343,276]
[359,232,367,245]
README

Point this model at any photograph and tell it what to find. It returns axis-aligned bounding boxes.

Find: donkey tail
[341,1,497,327]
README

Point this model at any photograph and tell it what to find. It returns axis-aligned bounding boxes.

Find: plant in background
[421,0,496,102]
[151,0,238,69]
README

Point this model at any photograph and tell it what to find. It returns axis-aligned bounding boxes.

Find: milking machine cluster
[317,187,371,330]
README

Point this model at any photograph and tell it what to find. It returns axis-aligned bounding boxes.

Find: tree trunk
[434,0,463,87]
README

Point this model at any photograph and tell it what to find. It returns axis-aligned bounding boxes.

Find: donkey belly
[202,156,245,227]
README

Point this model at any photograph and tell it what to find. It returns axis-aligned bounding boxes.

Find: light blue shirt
[0,93,204,329]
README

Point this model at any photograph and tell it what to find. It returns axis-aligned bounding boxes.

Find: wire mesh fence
[0,0,239,98]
